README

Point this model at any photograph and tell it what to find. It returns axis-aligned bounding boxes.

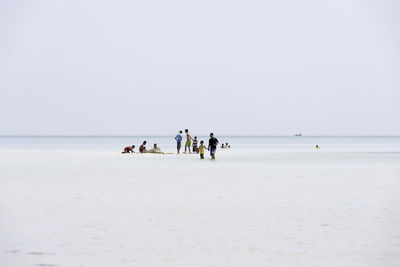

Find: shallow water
[1,136,399,266]
[1,135,400,151]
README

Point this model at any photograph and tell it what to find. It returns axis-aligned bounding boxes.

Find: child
[199,140,206,159]
[192,136,199,153]
[149,143,161,153]
[122,145,135,153]
[139,141,147,153]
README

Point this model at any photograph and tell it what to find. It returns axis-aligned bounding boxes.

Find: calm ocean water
[1,136,400,266]
[1,136,399,153]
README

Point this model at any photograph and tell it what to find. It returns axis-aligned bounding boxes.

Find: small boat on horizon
[295,133,302,136]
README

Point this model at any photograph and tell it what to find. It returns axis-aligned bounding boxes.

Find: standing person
[208,133,219,159]
[192,136,199,153]
[199,140,206,159]
[175,131,183,154]
[184,129,193,153]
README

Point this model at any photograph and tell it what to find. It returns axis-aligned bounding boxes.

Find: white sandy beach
[1,137,400,266]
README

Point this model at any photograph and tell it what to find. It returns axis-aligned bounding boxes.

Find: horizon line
[1,134,400,138]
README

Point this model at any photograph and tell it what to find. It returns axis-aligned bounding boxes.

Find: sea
[1,136,399,266]
[1,135,400,152]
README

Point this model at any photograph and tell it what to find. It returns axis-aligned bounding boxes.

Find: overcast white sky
[0,0,399,135]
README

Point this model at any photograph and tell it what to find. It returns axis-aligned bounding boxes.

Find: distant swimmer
[199,140,206,159]
[122,145,135,153]
[184,129,193,153]
[315,145,320,149]
[208,133,219,159]
[226,143,230,148]
[175,130,183,154]
[139,141,147,153]
[221,144,225,148]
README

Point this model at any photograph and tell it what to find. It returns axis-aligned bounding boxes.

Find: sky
[0,0,399,136]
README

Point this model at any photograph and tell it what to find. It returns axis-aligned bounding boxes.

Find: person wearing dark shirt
[208,132,219,159]
[139,141,147,153]
[192,136,199,153]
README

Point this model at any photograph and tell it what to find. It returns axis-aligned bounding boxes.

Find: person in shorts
[175,131,183,154]
[184,129,193,153]
[208,133,219,159]
[199,140,206,159]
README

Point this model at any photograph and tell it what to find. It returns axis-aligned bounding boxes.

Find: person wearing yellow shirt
[199,140,206,159]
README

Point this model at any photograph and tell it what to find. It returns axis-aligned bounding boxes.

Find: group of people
[122,141,166,154]
[221,143,231,149]
[122,129,222,159]
[175,129,219,159]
